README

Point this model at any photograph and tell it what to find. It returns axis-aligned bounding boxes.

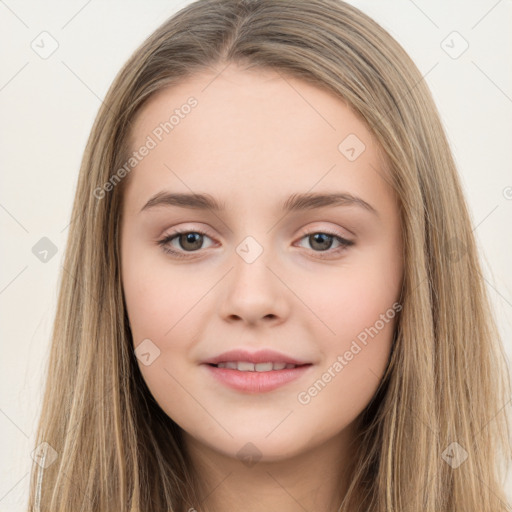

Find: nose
[218,241,290,326]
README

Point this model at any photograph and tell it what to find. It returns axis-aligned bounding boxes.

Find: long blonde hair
[27,0,512,510]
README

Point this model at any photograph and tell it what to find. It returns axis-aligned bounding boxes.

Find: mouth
[202,362,314,393]
[206,361,309,371]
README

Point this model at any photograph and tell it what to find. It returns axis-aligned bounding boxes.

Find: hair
[27,0,512,510]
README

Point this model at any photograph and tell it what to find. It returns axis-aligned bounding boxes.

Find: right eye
[157,228,216,258]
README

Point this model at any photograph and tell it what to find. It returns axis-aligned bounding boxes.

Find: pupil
[181,233,202,251]
[311,233,332,251]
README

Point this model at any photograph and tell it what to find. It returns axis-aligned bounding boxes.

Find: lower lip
[202,363,313,393]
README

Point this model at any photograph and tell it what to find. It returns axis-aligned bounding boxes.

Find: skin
[120,62,403,512]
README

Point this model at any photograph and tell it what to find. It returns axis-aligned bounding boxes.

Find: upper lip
[202,349,311,366]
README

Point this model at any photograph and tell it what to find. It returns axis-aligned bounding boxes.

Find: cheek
[122,242,197,345]
[306,252,401,342]
[297,246,400,395]
[121,254,201,421]
[296,272,398,424]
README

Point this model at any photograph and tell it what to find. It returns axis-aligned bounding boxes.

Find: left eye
[296,231,354,255]
[157,229,354,259]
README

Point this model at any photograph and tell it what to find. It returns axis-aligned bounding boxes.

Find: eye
[295,229,354,259]
[157,227,354,259]
[157,228,215,258]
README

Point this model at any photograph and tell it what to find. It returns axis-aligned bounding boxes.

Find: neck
[182,424,359,512]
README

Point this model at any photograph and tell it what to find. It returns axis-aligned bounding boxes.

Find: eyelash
[157,227,354,260]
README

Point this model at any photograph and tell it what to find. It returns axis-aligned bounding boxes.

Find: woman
[28,0,512,510]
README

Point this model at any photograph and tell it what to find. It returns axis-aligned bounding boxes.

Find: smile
[203,362,313,393]
[210,361,300,371]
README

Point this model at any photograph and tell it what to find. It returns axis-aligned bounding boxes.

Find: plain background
[1,0,511,509]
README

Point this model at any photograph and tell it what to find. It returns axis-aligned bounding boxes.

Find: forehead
[123,63,392,214]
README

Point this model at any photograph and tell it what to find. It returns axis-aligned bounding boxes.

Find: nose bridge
[235,233,268,266]
[219,230,288,323]
[229,200,280,268]
[231,231,279,291]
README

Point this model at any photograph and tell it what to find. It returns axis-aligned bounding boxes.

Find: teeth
[215,361,298,371]
[238,361,256,372]
[255,362,273,372]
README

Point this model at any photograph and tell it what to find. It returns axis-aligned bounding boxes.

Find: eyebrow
[139,191,379,217]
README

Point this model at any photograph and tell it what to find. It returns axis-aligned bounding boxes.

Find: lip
[202,363,313,393]
[202,348,310,366]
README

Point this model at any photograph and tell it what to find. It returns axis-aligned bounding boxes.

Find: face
[120,62,403,463]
